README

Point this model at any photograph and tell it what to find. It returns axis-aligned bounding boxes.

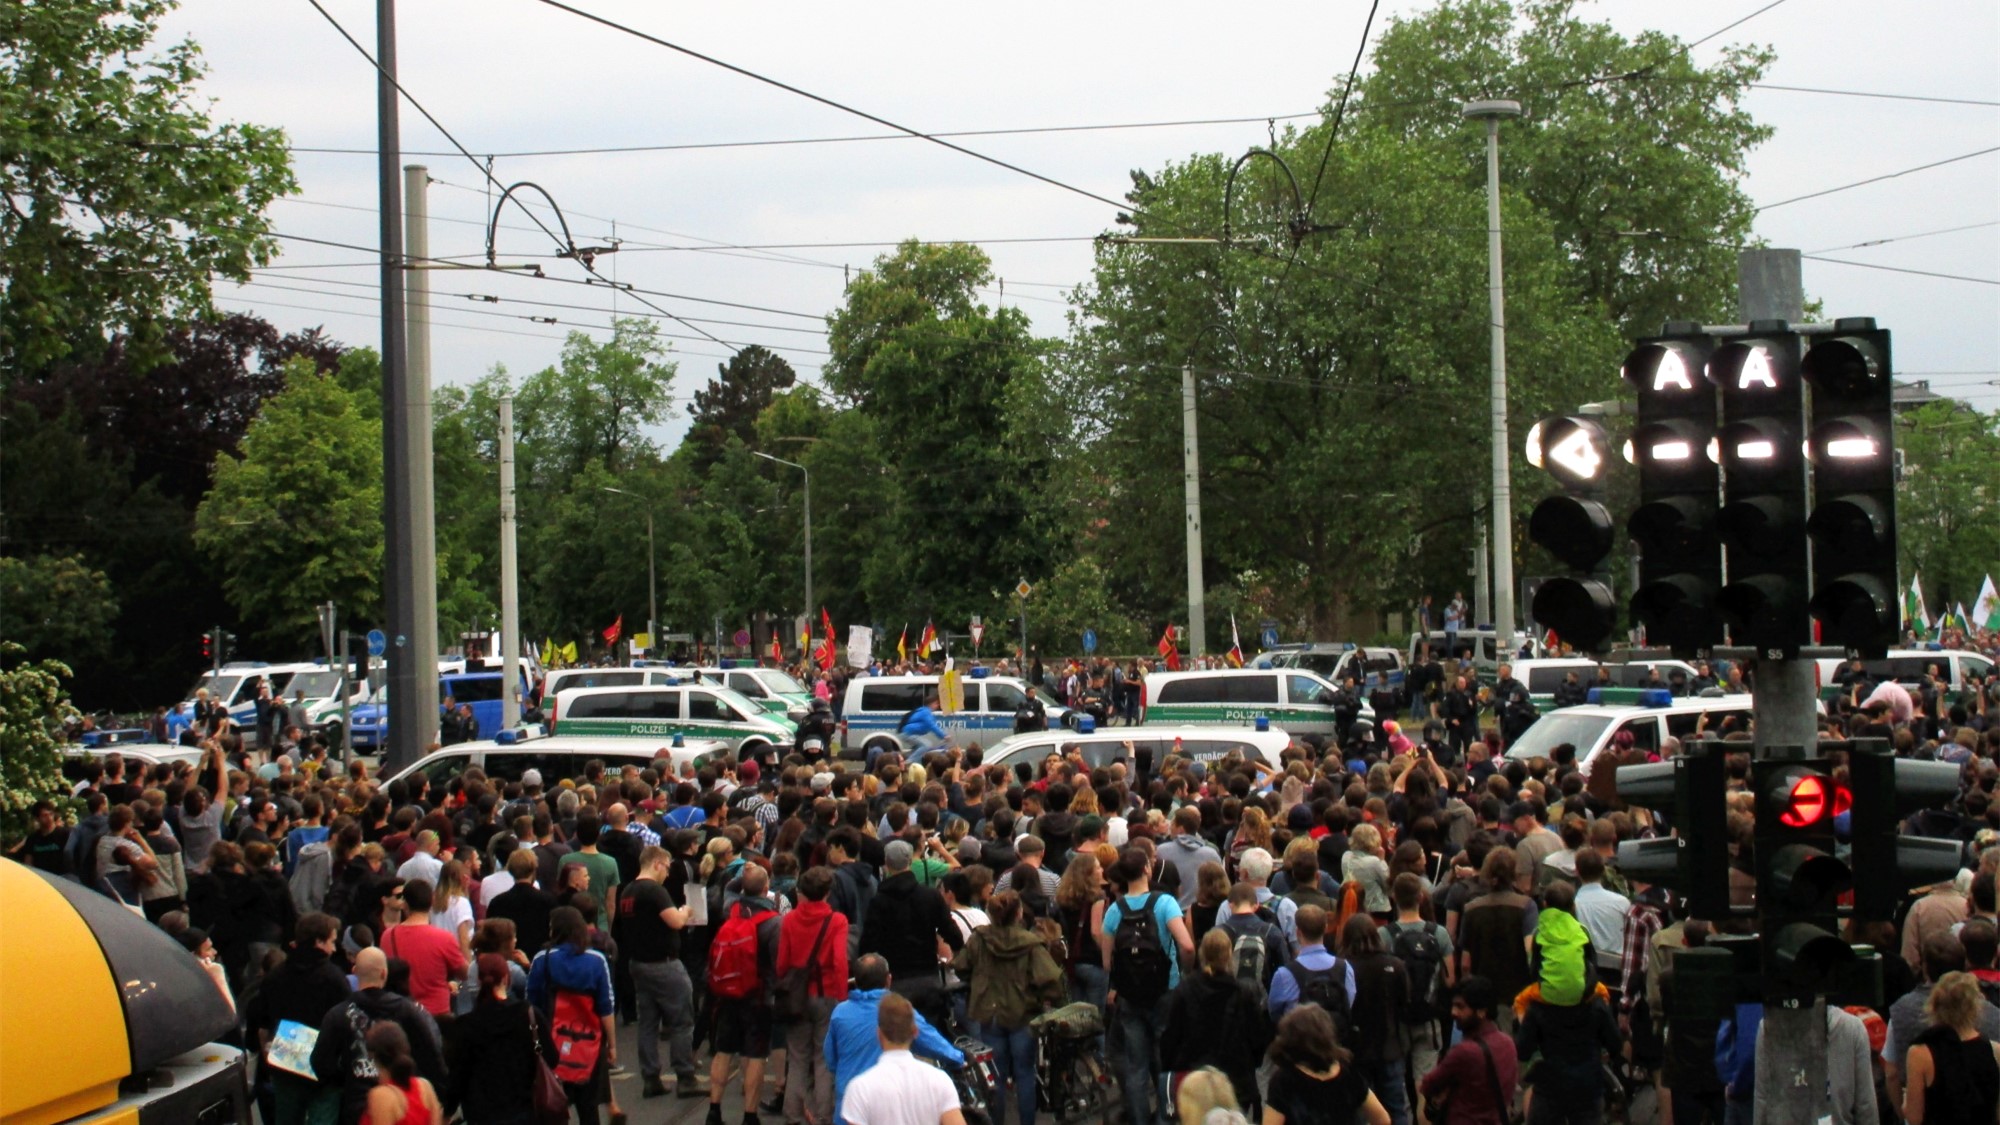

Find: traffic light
[1622,328,1724,657]
[1711,324,1811,656]
[201,632,214,663]
[1613,743,1731,920]
[1525,415,1617,652]
[1753,755,1855,1001]
[1803,320,1898,656]
[1846,743,1963,918]
[216,629,236,665]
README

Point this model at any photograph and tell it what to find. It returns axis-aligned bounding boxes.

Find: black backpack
[1287,955,1353,1042]
[1389,921,1450,1021]
[1109,891,1173,1006]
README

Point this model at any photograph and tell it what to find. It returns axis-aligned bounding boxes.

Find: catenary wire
[1753,146,2000,212]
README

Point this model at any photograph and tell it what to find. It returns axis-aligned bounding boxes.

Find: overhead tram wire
[1753,146,2000,212]
[1297,0,1384,233]
[1808,220,2000,254]
[1798,257,1999,286]
[1685,0,1793,49]
[299,0,738,353]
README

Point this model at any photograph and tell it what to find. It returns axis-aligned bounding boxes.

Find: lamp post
[600,487,656,655]
[753,451,813,620]
[1180,323,1241,661]
[1463,97,1525,641]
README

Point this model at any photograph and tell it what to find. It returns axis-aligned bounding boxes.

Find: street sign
[1261,625,1280,649]
[1082,628,1098,654]
[1015,580,1033,598]
[970,622,985,647]
[732,629,752,648]
[662,633,694,643]
[366,629,386,657]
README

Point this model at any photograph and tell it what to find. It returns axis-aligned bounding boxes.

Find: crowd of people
[12,631,2000,1125]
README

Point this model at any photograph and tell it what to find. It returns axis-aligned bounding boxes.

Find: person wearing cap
[1511,797,1562,894]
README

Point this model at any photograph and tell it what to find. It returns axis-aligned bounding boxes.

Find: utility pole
[1738,246,1823,1125]
[1181,361,1206,658]
[499,395,520,728]
[375,0,420,774]
[1464,99,1524,641]
[403,162,439,751]
[1473,516,1491,627]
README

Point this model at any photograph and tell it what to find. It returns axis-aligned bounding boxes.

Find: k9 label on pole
[366,629,387,657]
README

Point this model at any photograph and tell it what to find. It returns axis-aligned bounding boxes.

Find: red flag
[1157,626,1181,672]
[769,634,784,666]
[601,614,623,645]
[818,607,837,671]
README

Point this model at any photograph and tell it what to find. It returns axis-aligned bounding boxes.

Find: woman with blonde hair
[1191,860,1231,947]
[1230,807,1274,872]
[1342,822,1393,916]
[431,859,476,956]
[1068,786,1101,817]
[1176,1066,1252,1125]
[1054,851,1110,1010]
[1903,971,2000,1125]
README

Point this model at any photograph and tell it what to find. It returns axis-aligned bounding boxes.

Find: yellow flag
[559,641,578,665]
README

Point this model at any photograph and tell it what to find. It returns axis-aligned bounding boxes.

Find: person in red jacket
[776,866,850,1125]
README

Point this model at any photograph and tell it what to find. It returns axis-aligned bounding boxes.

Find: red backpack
[549,988,604,1084]
[708,903,777,1000]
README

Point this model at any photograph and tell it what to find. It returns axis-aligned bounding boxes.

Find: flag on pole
[1156,625,1181,672]
[559,641,578,665]
[897,626,908,665]
[1906,574,1930,639]
[919,622,939,657]
[769,634,783,665]
[541,638,556,666]
[601,615,623,645]
[1978,574,2000,632]
[1954,602,1972,633]
[818,608,837,671]
[1226,614,1245,668]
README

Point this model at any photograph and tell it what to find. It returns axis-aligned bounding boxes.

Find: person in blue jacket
[891,693,951,763]
[827,954,964,1125]
[528,906,619,1125]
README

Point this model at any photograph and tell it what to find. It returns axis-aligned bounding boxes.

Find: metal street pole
[402,162,439,750]
[499,396,520,728]
[376,0,420,774]
[1464,98,1523,640]
[1181,362,1207,659]
[754,452,812,615]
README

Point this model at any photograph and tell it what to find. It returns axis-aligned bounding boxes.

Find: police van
[1502,689,1762,771]
[983,725,1291,782]
[1814,648,1996,704]
[350,667,533,751]
[383,730,732,790]
[1140,668,1371,739]
[549,682,795,758]
[838,672,1069,763]
[179,661,321,745]
[1265,644,1408,692]
[687,665,814,716]
[539,666,687,711]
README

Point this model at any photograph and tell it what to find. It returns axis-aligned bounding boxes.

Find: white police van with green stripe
[688,665,814,717]
[1141,668,1368,738]
[548,682,795,758]
[839,672,1070,763]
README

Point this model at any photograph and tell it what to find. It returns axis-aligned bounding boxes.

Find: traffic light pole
[1750,657,1826,1125]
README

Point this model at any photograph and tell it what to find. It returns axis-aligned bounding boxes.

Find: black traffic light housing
[1525,415,1617,652]
[1803,320,1898,657]
[201,632,214,663]
[1753,755,1856,1001]
[1613,742,1731,920]
[1711,324,1811,656]
[1623,327,1724,657]
[1846,743,1964,919]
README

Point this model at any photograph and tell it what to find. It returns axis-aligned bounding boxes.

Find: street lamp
[1181,322,1241,661]
[1463,97,1525,640]
[753,452,813,620]
[600,487,656,655]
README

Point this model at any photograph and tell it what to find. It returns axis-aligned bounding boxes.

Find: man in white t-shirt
[839,992,965,1125]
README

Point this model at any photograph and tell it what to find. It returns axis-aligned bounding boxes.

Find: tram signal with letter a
[1623,327,1724,658]
[1711,324,1811,656]
[1526,414,1616,652]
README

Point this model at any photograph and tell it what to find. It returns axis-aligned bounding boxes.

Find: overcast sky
[160,0,2000,441]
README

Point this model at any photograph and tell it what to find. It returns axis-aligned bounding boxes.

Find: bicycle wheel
[1054,1049,1116,1125]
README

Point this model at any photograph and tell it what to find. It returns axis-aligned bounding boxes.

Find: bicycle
[1032,1002,1116,1125]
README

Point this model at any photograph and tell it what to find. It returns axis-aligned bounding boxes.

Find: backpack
[1229,921,1272,999]
[1389,921,1450,1021]
[1109,891,1173,1006]
[290,841,332,914]
[550,988,604,1084]
[1287,955,1353,1043]
[774,914,833,1021]
[1286,884,1335,914]
[338,1001,380,1082]
[709,903,777,1000]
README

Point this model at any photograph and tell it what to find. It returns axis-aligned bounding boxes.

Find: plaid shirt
[1619,891,1667,1016]
[626,821,661,849]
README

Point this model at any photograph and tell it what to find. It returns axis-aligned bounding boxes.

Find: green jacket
[952,921,1066,1029]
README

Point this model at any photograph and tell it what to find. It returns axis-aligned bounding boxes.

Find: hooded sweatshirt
[1159,833,1224,909]
[1160,970,1273,1106]
[308,987,446,1123]
[951,922,1064,1029]
[245,942,352,1050]
[859,871,962,978]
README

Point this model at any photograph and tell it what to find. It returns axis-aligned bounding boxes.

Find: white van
[183,662,319,746]
[1407,629,1541,683]
[1503,692,1761,771]
[687,666,814,717]
[839,673,1069,763]
[1140,668,1370,739]
[539,666,687,711]
[1814,649,1996,703]
[382,731,733,790]
[549,683,795,758]
[983,725,1291,781]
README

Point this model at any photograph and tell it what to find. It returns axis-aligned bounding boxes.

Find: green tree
[0,554,118,664]
[683,345,796,473]
[194,358,383,646]
[0,645,79,843]
[825,241,1060,626]
[515,318,677,483]
[1897,402,2000,610]
[1,0,294,371]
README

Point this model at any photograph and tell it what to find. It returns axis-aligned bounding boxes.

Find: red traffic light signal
[1777,774,1830,828]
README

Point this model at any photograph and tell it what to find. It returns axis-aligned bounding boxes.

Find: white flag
[846,625,873,669]
[1977,574,2000,632]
